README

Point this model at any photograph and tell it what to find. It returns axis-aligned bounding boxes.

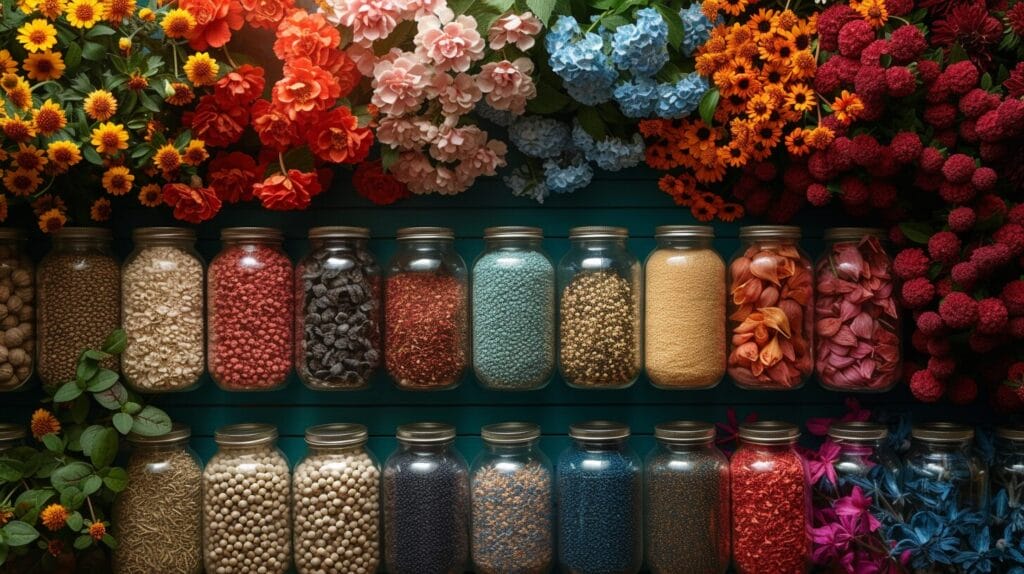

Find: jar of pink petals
[814,228,901,393]
[727,226,814,390]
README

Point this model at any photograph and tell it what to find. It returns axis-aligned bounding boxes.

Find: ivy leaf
[122,402,142,415]
[82,350,110,362]
[53,382,83,403]
[89,429,118,470]
[79,426,105,457]
[698,88,720,126]
[93,383,128,411]
[101,330,127,355]
[41,434,63,454]
[102,467,128,493]
[900,222,933,244]
[526,0,556,24]
[2,522,39,547]
[0,541,6,564]
[86,369,118,393]
[112,413,134,436]
[102,534,118,550]
[130,407,171,437]
[14,489,53,511]
[70,396,90,425]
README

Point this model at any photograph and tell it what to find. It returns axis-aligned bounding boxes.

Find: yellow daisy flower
[101,166,133,196]
[33,99,67,135]
[90,122,129,155]
[1,117,37,143]
[103,0,135,21]
[46,140,82,170]
[138,7,155,21]
[153,144,182,173]
[3,168,43,197]
[66,0,102,28]
[37,0,67,19]
[0,51,18,75]
[2,76,32,110]
[118,37,132,53]
[161,8,196,39]
[16,19,57,53]
[37,208,67,233]
[138,183,162,207]
[22,51,65,81]
[182,139,208,165]
[183,53,219,86]
[12,144,47,171]
[83,89,118,121]
[90,197,111,221]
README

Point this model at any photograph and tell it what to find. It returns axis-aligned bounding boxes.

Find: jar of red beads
[384,227,468,390]
[208,228,293,391]
[731,421,811,574]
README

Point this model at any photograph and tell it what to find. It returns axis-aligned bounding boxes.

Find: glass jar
[385,228,469,391]
[122,228,205,393]
[815,228,900,392]
[558,227,642,389]
[0,230,34,392]
[645,421,729,574]
[828,421,900,483]
[208,228,293,391]
[557,421,642,574]
[0,424,25,454]
[37,227,120,392]
[644,226,726,390]
[295,227,381,391]
[383,422,469,574]
[904,423,988,512]
[293,424,381,574]
[471,422,553,574]
[203,424,291,574]
[731,421,810,574]
[993,426,1024,495]
[113,424,203,574]
[727,226,813,390]
[472,227,555,391]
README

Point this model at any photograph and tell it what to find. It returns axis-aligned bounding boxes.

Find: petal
[816,318,843,337]
[759,306,793,338]
[851,313,875,339]
[750,253,781,286]
[759,336,784,367]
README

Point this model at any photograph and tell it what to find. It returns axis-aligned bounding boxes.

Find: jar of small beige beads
[203,423,291,574]
[293,423,381,574]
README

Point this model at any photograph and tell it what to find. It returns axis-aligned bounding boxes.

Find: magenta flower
[806,397,872,436]
[715,407,758,452]
[806,439,841,486]
[836,486,882,532]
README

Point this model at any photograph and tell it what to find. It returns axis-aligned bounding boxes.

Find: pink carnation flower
[335,0,407,43]
[476,57,536,114]
[403,0,444,18]
[430,72,482,116]
[414,9,485,72]
[430,123,485,162]
[488,11,542,50]
[376,116,437,149]
[390,150,435,193]
[372,52,432,116]
[431,165,471,195]
[459,137,507,179]
[346,41,378,77]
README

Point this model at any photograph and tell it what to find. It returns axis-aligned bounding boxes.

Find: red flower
[947,206,976,232]
[1006,63,1024,99]
[931,4,1002,65]
[189,95,248,148]
[817,5,860,52]
[901,277,936,309]
[916,311,945,336]
[253,169,322,210]
[1007,2,1024,35]
[940,61,979,96]
[958,89,999,119]
[894,247,931,279]
[272,57,341,119]
[950,261,978,289]
[927,230,961,264]
[806,183,831,206]
[1003,280,1024,316]
[239,0,294,29]
[971,166,997,191]
[353,160,410,206]
[163,182,222,223]
[838,20,875,57]
[888,25,927,63]
[180,0,244,50]
[272,10,340,65]
[994,223,1024,256]
[307,107,373,164]
[890,131,922,163]
[939,291,978,329]
[977,298,1009,334]
[251,99,301,151]
[928,355,957,379]
[214,65,266,108]
[910,369,945,402]
[208,152,261,203]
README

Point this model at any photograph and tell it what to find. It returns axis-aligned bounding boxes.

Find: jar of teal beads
[471,227,556,391]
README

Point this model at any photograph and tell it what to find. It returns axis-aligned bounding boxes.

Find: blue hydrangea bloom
[543,157,593,194]
[611,8,669,76]
[573,124,645,171]
[504,165,550,203]
[547,16,617,105]
[474,101,516,127]
[680,4,715,57]
[509,117,571,159]
[613,77,659,118]
[546,15,579,53]
[655,73,708,119]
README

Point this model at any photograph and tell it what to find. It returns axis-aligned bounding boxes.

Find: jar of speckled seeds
[472,227,555,391]
[471,422,553,574]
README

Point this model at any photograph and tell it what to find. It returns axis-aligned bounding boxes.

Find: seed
[0,240,33,392]
[471,459,553,573]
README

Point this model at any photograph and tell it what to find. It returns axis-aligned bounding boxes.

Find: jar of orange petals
[727,226,814,390]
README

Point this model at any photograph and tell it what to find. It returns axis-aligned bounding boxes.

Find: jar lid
[0,229,25,240]
[996,426,1024,441]
[396,422,456,444]
[911,422,974,443]
[53,227,113,240]
[569,420,630,441]
[305,423,368,447]
[214,423,278,446]
[309,226,370,239]
[655,225,715,239]
[220,227,283,242]
[828,421,888,441]
[569,226,628,239]
[128,422,192,445]
[0,424,26,442]
[738,421,800,444]
[396,227,454,240]
[483,226,543,239]
[823,227,886,241]
[132,227,196,241]
[654,421,715,444]
[481,422,541,444]
[739,225,801,240]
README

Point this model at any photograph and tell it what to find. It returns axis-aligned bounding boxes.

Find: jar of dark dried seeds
[0,229,34,392]
[296,227,381,390]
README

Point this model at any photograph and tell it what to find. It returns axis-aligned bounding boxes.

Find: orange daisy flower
[747,9,779,39]
[40,504,67,531]
[785,127,812,156]
[832,90,865,125]
[746,93,776,122]
[856,0,888,28]
[138,183,162,207]
[37,208,66,233]
[90,197,111,221]
[691,201,717,222]
[30,408,60,439]
[718,203,745,222]
[807,125,836,149]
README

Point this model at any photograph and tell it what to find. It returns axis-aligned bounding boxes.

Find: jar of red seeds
[384,227,468,390]
[731,421,811,574]
[208,227,293,391]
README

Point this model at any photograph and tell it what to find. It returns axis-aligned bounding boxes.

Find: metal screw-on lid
[396,422,456,444]
[655,225,715,239]
[305,423,368,447]
[309,226,370,239]
[569,226,628,239]
[738,421,800,444]
[53,227,113,240]
[396,227,454,240]
[0,424,26,443]
[481,422,541,444]
[569,420,630,441]
[654,421,716,444]
[828,421,888,442]
[483,226,543,240]
[996,426,1024,441]
[823,227,886,241]
[128,422,192,445]
[911,422,974,443]
[0,229,25,241]
[132,227,196,242]
[220,227,283,242]
[739,225,801,240]
[214,423,279,446]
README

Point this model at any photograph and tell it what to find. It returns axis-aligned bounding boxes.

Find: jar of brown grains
[122,228,205,393]
[37,227,120,392]
[0,229,35,392]
[558,227,642,389]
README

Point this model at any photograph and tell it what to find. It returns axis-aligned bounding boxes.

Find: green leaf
[51,463,93,494]
[15,489,54,511]
[576,107,606,141]
[85,24,117,38]
[130,407,171,437]
[89,429,118,470]
[372,20,416,56]
[2,522,39,547]
[600,14,630,29]
[0,541,7,564]
[83,146,103,166]
[53,382,83,403]
[79,425,105,457]
[526,0,557,24]
[0,459,23,482]
[65,43,83,72]
[380,145,399,171]
[980,73,992,90]
[122,402,142,415]
[59,486,85,510]
[70,395,90,424]
[81,42,106,62]
[280,147,315,173]
[66,512,83,532]
[899,221,933,245]
[74,535,93,550]
[81,476,102,497]
[83,350,111,362]
[75,358,98,383]
[102,534,118,550]
[86,369,118,393]
[41,434,63,454]
[948,42,968,63]
[101,330,127,355]
[654,3,685,50]
[102,467,128,493]
[698,88,720,126]
[461,0,514,33]
[93,383,128,411]
[526,81,572,114]
[139,93,161,113]
[112,413,134,435]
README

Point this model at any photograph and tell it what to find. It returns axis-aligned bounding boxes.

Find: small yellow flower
[83,89,118,121]
[33,99,67,135]
[88,522,106,541]
[165,82,195,106]
[138,183,163,207]
[0,51,17,76]
[182,139,208,165]
[18,0,40,13]
[66,0,102,28]
[30,408,61,440]
[153,144,182,173]
[22,51,65,81]
[856,0,888,28]
[118,37,132,53]
[138,7,154,20]
[37,0,66,19]
[3,168,43,197]
[1,117,37,143]
[46,140,82,169]
[3,77,33,110]
[90,197,111,221]
[39,504,68,531]
[37,208,67,233]
[161,9,196,39]
[831,90,864,125]
[102,165,133,195]
[12,144,47,171]
[103,0,134,21]
[184,52,219,86]
[807,125,836,149]
[127,73,148,91]
[17,19,58,52]
[90,122,129,155]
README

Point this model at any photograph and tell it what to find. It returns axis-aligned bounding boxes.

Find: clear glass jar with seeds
[37,227,121,393]
[383,422,470,574]
[557,227,642,390]
[903,423,988,513]
[644,226,726,390]
[385,228,469,391]
[827,421,900,483]
[122,228,205,394]
[557,421,642,574]
[470,422,553,574]
[0,229,34,392]
[203,424,292,574]
[113,424,203,574]
[472,227,555,391]
[993,426,1024,496]
[293,423,381,574]
[644,421,729,574]
[296,227,382,391]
